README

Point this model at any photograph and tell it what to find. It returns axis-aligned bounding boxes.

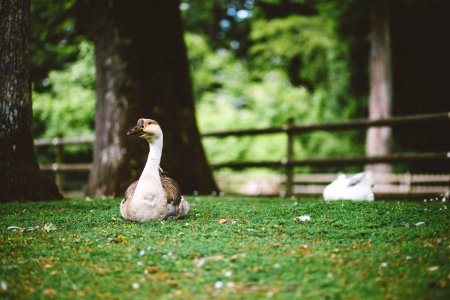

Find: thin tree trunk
[366,0,392,174]
[0,0,62,202]
[87,0,218,197]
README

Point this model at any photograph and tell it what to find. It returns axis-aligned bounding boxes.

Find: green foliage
[182,0,368,167]
[31,1,367,168]
[250,15,333,69]
[186,32,364,166]
[249,4,358,117]
[1,197,448,299]
[32,41,95,139]
[30,0,82,91]
[181,0,254,55]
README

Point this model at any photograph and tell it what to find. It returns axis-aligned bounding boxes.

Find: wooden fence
[35,112,450,198]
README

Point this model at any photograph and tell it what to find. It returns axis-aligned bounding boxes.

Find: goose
[120,118,190,222]
[323,171,374,201]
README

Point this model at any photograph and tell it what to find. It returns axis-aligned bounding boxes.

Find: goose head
[127,118,162,143]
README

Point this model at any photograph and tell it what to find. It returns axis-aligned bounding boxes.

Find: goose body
[120,118,190,222]
[323,171,374,201]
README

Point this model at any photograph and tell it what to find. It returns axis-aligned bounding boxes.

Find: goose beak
[127,119,144,136]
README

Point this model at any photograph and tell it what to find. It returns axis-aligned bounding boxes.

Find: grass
[0,197,449,299]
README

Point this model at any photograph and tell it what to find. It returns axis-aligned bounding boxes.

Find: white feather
[323,171,374,201]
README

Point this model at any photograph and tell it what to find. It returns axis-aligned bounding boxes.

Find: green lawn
[0,197,449,299]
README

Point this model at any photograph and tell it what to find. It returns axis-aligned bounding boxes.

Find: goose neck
[143,137,163,172]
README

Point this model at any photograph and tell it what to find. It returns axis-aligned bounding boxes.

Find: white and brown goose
[120,118,189,222]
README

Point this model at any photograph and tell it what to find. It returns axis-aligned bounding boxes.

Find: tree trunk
[366,0,392,174]
[0,0,62,202]
[87,0,218,197]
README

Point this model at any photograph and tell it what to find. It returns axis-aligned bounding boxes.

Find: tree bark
[87,0,218,197]
[366,0,392,173]
[0,0,62,202]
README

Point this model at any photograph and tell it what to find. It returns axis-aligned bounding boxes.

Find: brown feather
[160,172,182,205]
[123,181,138,204]
[123,170,181,206]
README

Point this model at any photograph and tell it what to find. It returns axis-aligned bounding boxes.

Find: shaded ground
[0,197,449,299]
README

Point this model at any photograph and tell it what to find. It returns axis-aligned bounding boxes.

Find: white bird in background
[323,171,374,201]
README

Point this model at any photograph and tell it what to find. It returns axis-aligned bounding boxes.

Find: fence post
[405,172,412,193]
[285,118,295,197]
[55,134,64,191]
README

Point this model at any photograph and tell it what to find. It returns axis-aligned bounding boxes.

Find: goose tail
[176,196,190,219]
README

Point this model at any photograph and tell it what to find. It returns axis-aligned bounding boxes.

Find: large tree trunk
[87,0,218,197]
[366,0,392,173]
[0,0,62,202]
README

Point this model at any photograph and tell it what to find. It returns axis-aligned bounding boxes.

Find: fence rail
[203,112,450,137]
[40,163,92,172]
[35,111,450,198]
[34,135,94,146]
[215,172,449,198]
[210,152,450,169]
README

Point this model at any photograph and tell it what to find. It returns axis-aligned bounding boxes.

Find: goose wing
[347,172,373,188]
[159,168,182,206]
[123,180,138,204]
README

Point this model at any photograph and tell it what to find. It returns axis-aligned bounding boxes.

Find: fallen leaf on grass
[218,219,227,224]
[109,234,126,244]
[295,245,311,256]
[167,279,178,287]
[149,271,170,282]
[8,225,41,233]
[42,289,57,297]
[195,258,206,268]
[27,226,40,232]
[7,226,24,233]
[350,259,363,266]
[214,281,224,289]
[144,265,160,274]
[352,241,372,249]
[132,283,140,289]
[230,253,246,261]
[181,272,195,279]
[294,215,311,222]
[250,265,259,272]
[43,223,57,232]
[428,266,439,272]
[195,255,225,268]
[108,237,124,244]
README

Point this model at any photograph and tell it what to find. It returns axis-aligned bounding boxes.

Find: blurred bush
[186,32,364,169]
[32,41,95,164]
[33,41,95,139]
